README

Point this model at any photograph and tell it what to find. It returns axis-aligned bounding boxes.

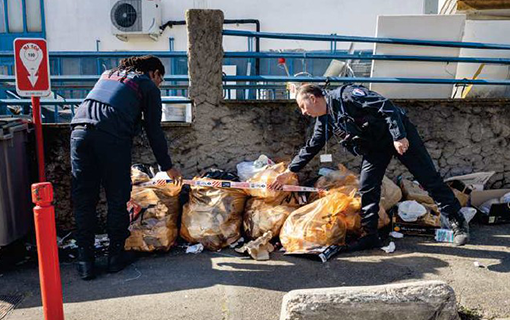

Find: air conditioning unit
[110,0,162,41]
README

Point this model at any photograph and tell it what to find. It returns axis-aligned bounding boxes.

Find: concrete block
[280,280,459,320]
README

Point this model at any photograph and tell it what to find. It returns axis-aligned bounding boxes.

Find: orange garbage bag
[243,163,302,239]
[280,189,356,253]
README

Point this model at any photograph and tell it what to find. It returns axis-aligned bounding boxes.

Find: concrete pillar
[186,9,224,107]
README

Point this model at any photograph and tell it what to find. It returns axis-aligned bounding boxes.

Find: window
[6,0,23,32]
[26,0,42,32]
[0,1,6,33]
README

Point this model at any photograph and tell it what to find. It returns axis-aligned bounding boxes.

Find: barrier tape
[137,178,323,193]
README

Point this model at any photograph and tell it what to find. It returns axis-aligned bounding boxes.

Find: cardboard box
[470,189,510,224]
[391,216,438,237]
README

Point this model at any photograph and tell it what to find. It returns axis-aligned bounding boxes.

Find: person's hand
[268,171,296,190]
[166,168,183,186]
[394,138,410,155]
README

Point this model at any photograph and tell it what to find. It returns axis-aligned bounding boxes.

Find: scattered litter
[460,207,477,224]
[381,242,396,253]
[474,261,484,268]
[389,231,404,239]
[229,237,244,248]
[398,200,427,222]
[435,229,454,243]
[124,265,142,282]
[60,239,78,250]
[235,231,274,261]
[94,234,110,254]
[57,232,73,246]
[500,192,510,204]
[185,243,204,254]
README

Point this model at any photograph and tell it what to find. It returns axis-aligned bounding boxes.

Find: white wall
[44,0,427,52]
[370,14,466,98]
[454,20,510,98]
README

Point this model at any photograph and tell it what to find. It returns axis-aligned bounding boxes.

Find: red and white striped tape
[137,178,323,193]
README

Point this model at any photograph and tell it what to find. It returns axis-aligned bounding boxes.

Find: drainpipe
[160,19,261,75]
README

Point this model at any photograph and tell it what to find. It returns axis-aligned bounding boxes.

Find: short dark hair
[113,55,165,76]
[296,84,324,99]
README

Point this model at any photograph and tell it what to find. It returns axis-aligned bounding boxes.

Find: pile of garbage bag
[125,167,181,252]
[180,171,248,251]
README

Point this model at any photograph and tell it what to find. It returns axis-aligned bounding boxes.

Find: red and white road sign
[14,38,51,97]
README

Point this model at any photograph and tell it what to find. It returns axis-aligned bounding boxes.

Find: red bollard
[32,182,64,320]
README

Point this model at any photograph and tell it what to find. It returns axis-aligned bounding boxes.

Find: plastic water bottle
[435,229,454,243]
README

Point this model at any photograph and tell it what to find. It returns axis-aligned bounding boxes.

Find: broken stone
[280,280,459,320]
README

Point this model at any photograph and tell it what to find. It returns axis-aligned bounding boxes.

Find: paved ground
[1,222,509,320]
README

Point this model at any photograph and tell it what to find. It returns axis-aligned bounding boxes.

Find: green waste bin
[0,118,32,246]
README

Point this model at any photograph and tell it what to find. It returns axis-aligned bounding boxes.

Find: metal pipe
[160,19,261,74]
[224,51,510,65]
[222,75,510,85]
[223,30,510,51]
[0,98,192,105]
[0,75,189,82]
[0,51,188,58]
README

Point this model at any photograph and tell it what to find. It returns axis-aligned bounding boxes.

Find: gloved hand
[166,167,183,186]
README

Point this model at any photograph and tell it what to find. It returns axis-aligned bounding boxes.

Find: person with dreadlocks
[270,84,469,252]
[70,55,182,280]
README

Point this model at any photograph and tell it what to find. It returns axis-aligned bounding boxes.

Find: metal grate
[0,295,24,320]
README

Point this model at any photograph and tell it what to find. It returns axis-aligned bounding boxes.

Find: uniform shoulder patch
[352,88,366,97]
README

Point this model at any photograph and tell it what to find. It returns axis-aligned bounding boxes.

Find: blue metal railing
[223,75,510,86]
[223,30,510,50]
[224,52,510,65]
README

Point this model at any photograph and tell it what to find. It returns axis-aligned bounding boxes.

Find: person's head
[295,84,327,117]
[116,55,165,88]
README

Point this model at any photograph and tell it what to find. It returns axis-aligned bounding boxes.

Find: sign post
[14,38,51,181]
[14,38,64,320]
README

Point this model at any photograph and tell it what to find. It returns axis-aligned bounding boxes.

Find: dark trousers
[70,128,132,249]
[359,117,461,233]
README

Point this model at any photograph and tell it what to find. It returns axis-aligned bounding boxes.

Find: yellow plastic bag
[125,185,181,252]
[246,162,298,200]
[243,196,300,240]
[243,163,301,239]
[280,190,355,253]
[180,178,248,251]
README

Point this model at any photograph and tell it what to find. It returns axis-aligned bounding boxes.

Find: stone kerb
[280,280,460,320]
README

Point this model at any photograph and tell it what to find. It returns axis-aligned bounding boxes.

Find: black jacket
[288,84,407,173]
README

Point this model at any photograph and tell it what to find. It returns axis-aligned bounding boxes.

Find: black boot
[345,233,383,252]
[107,241,136,273]
[345,216,382,253]
[447,214,469,246]
[77,246,95,280]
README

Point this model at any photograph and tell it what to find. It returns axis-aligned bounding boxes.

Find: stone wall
[44,99,510,231]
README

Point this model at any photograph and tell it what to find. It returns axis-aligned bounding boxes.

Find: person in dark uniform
[270,84,469,251]
[70,55,182,280]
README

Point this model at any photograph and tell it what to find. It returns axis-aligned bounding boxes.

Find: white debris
[186,243,204,254]
[474,261,484,268]
[389,231,404,239]
[381,242,396,253]
[229,237,244,248]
